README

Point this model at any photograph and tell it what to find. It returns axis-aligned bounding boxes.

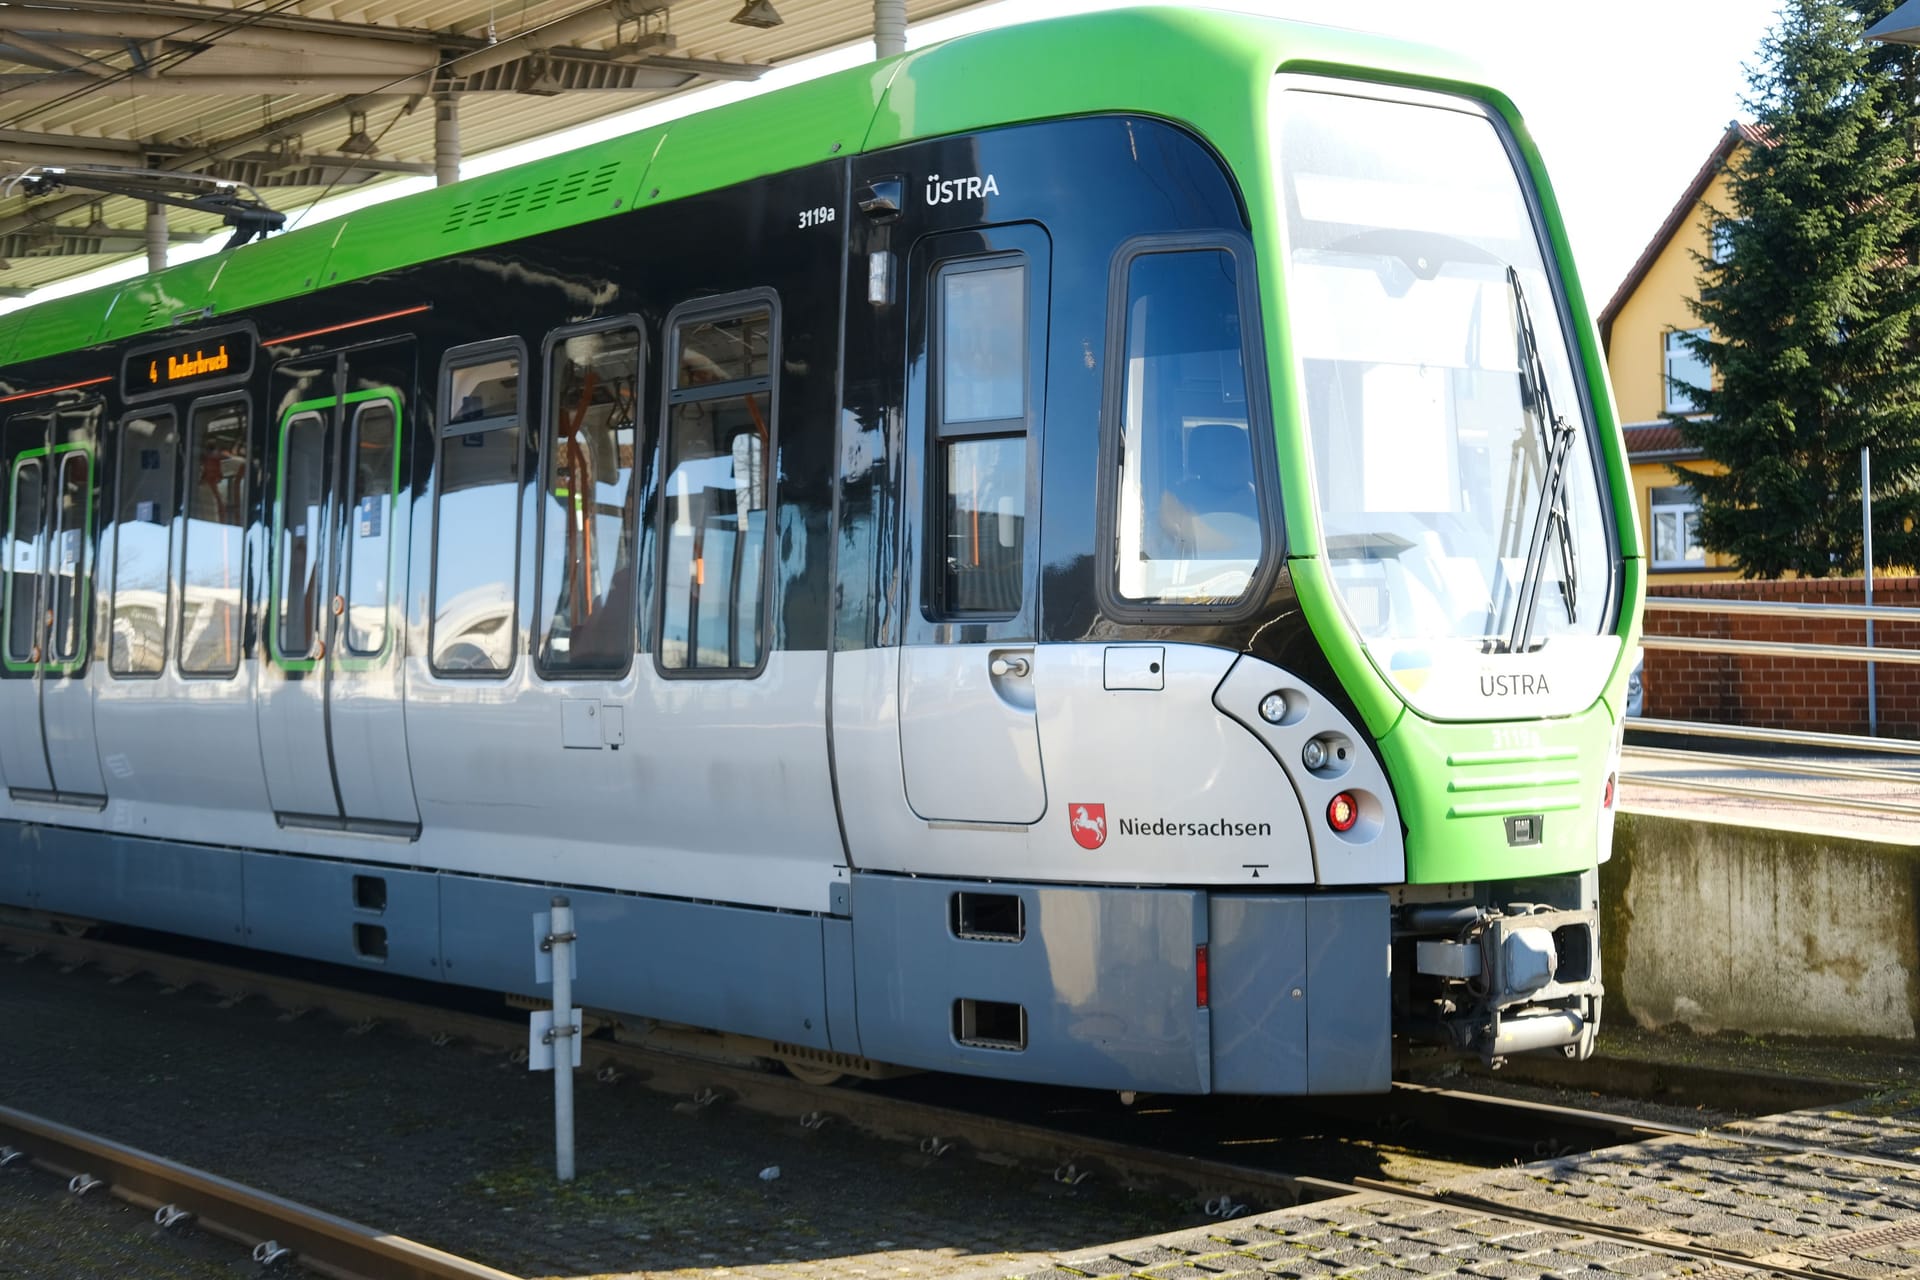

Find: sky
[1,0,1792,316]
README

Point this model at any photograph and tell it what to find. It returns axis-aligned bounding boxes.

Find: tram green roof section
[0,5,1500,369]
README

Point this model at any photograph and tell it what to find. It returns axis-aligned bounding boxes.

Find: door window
[275,411,329,661]
[931,256,1029,619]
[538,325,640,676]
[431,345,524,675]
[179,400,250,676]
[109,410,178,676]
[345,399,399,656]
[51,449,91,664]
[658,301,775,674]
[6,457,42,664]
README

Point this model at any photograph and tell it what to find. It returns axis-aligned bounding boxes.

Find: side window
[179,399,249,676]
[538,324,641,676]
[431,344,524,675]
[1112,248,1263,606]
[658,303,774,674]
[110,410,178,676]
[932,257,1027,617]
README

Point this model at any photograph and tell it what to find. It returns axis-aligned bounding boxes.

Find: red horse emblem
[1069,803,1107,850]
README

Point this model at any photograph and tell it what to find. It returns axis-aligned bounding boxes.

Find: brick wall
[1643,576,1920,738]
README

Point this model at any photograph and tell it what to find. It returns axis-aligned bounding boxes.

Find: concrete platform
[1620,744,1920,845]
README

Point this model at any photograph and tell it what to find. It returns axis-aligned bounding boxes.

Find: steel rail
[1646,596,1920,623]
[0,1103,522,1280]
[0,925,1316,1210]
[1626,715,1920,755]
[15,925,1910,1279]
[1617,770,1920,815]
[1640,633,1920,665]
[1627,745,1920,785]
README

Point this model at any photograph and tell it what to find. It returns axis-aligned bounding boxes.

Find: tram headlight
[1258,692,1288,724]
[1301,738,1327,771]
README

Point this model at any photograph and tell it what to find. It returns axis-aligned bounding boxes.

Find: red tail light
[1327,792,1359,832]
[1195,944,1209,1008]
[1603,772,1616,809]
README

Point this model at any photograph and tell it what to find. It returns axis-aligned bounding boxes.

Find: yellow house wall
[1629,457,1740,583]
[1606,166,1737,425]
[1605,155,1740,579]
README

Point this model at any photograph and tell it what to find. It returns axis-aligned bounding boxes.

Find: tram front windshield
[1274,84,1612,667]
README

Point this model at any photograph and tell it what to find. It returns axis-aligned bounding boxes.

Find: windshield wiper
[1504,265,1579,654]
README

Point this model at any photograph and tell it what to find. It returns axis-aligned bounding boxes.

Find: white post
[874,0,905,58]
[1863,447,1877,737]
[548,896,576,1182]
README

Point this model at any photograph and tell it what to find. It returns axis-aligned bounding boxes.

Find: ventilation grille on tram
[441,161,625,236]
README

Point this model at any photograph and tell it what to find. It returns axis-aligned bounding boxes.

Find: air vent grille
[441,160,626,236]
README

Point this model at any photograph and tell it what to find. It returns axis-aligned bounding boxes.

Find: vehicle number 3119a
[798,206,836,229]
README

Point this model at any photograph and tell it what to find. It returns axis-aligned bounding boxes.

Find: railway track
[2,922,1901,1280]
[0,1102,520,1280]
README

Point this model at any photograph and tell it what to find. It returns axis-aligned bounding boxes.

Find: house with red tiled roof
[1597,123,1761,584]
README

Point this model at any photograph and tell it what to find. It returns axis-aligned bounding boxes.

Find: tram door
[896,224,1053,824]
[0,402,107,805]
[256,341,419,832]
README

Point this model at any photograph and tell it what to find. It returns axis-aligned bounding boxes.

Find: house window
[1664,329,1712,414]
[1650,484,1704,568]
[1708,218,1741,264]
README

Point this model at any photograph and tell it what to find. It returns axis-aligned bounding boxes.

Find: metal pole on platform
[1864,447,1878,737]
[548,896,576,1182]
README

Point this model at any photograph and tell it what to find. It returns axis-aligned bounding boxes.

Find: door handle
[989,655,1030,679]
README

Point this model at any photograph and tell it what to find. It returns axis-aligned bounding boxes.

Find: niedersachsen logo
[1117,817,1272,838]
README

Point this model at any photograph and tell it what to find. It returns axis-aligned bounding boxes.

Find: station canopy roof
[0,0,977,298]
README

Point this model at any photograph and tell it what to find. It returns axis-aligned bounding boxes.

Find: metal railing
[1623,596,1920,818]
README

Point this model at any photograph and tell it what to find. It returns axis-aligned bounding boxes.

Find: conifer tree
[1679,0,1920,578]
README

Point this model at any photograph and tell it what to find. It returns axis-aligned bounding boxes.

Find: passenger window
[431,347,523,674]
[180,400,249,675]
[345,400,397,656]
[6,457,43,665]
[110,410,178,677]
[1113,249,1263,605]
[658,304,773,673]
[275,411,329,660]
[932,257,1028,617]
[538,325,640,676]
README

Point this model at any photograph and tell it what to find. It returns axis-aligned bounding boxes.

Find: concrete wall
[1607,812,1920,1041]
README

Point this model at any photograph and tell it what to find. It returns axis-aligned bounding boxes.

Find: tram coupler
[1391,875,1603,1065]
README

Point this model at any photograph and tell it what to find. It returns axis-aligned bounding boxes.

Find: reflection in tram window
[539,327,639,676]
[276,412,329,660]
[345,401,397,656]
[1113,249,1262,605]
[51,449,91,663]
[180,401,250,675]
[931,257,1028,618]
[110,411,178,676]
[432,350,522,675]
[940,264,1025,424]
[6,457,43,664]
[659,303,773,674]
[938,436,1024,614]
